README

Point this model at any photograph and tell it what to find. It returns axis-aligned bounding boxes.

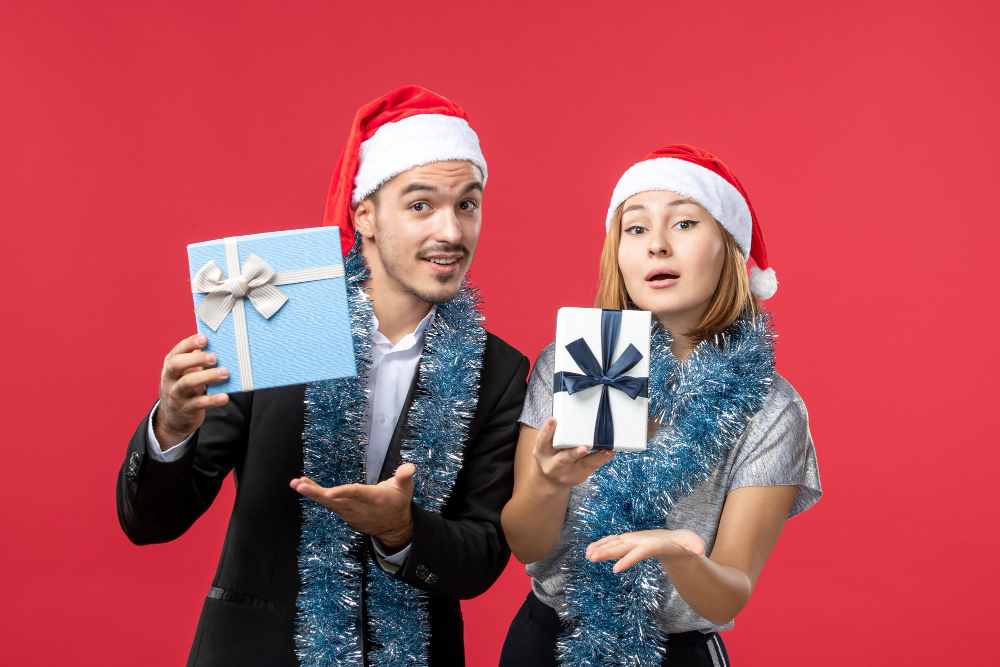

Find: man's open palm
[290,463,416,551]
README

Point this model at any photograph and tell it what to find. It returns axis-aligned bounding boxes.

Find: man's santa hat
[322,85,488,256]
[606,144,778,299]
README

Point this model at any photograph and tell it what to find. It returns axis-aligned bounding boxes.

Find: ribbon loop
[553,310,648,449]
[193,252,289,332]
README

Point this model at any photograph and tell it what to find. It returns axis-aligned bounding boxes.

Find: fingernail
[217,367,228,376]
[603,451,612,458]
[216,394,227,403]
[206,353,217,363]
[196,335,206,345]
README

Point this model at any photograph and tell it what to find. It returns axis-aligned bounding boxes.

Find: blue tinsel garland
[556,313,777,666]
[294,236,486,666]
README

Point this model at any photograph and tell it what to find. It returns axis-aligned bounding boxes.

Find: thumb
[392,463,416,493]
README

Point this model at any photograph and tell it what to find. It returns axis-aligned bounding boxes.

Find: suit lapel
[377,366,421,483]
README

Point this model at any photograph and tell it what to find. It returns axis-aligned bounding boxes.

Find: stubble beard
[377,236,468,305]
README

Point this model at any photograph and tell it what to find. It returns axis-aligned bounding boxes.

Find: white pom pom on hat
[606,144,777,300]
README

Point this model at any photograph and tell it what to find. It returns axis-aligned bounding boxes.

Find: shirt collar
[371,305,436,352]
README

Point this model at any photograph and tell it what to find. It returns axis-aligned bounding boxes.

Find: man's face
[357,160,484,304]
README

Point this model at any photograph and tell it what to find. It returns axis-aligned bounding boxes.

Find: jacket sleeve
[393,352,529,599]
[116,392,253,545]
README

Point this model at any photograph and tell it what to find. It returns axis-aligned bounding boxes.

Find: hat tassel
[749,266,778,300]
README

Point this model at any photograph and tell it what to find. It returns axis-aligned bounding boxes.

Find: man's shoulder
[483,329,529,371]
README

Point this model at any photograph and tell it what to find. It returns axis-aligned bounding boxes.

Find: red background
[3,1,998,664]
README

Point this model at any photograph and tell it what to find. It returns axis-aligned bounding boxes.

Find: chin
[411,277,464,305]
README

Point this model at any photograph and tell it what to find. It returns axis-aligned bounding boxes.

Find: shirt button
[377,413,386,424]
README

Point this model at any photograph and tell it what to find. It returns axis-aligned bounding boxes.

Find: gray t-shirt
[519,342,822,634]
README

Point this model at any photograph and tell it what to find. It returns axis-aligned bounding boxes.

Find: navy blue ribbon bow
[553,309,648,449]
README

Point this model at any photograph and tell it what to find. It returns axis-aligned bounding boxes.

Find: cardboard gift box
[552,307,651,451]
[187,227,357,393]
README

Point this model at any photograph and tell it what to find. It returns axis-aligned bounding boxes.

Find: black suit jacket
[116,332,529,666]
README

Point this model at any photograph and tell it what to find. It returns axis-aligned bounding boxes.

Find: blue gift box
[187,227,357,394]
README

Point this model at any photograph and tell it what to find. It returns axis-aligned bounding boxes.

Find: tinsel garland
[295,235,486,666]
[556,313,777,666]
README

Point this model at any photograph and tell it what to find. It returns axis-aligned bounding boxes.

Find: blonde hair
[594,203,761,347]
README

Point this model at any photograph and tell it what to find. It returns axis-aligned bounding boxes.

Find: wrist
[376,505,414,552]
[153,410,191,449]
[658,551,704,577]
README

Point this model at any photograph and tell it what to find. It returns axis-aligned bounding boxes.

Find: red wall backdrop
[3,1,998,664]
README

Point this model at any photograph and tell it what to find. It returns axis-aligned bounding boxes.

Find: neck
[656,308,707,362]
[362,242,433,346]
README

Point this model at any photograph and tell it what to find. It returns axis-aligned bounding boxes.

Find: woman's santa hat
[322,85,488,256]
[606,144,778,299]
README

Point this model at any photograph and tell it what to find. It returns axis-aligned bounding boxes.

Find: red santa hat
[606,144,777,299]
[322,85,488,256]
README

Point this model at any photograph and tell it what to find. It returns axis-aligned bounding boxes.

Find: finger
[587,542,633,562]
[324,483,368,501]
[533,418,558,456]
[588,534,623,550]
[183,393,230,411]
[613,544,659,573]
[174,367,230,396]
[166,350,220,379]
[169,334,208,357]
[578,449,615,473]
[549,446,589,469]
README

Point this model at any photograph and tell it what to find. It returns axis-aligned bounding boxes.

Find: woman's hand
[586,529,706,573]
[533,417,615,489]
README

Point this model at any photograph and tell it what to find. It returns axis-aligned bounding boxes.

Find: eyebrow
[400,183,437,196]
[400,181,484,197]
[622,198,698,214]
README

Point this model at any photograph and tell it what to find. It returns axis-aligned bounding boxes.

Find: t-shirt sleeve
[725,389,822,518]
[518,342,556,430]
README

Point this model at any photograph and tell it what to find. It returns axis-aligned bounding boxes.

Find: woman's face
[617,190,726,322]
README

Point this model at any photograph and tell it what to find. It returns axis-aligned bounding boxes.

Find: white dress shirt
[145,305,436,570]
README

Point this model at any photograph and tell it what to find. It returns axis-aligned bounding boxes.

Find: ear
[352,199,377,240]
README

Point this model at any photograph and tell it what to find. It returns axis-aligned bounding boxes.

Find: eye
[675,219,700,230]
[623,225,647,236]
[411,202,429,212]
[458,200,478,212]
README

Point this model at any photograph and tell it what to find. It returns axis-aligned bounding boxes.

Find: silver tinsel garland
[295,235,486,665]
[556,313,777,666]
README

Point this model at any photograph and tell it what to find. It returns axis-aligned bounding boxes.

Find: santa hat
[606,144,777,299]
[322,85,488,255]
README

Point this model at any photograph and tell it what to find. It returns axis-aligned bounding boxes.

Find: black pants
[499,591,731,666]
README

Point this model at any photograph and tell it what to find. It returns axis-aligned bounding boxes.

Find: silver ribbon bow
[192,254,288,331]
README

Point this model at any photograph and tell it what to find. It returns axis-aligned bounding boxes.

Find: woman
[499,145,822,666]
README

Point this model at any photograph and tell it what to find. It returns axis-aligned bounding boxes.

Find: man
[116,85,529,666]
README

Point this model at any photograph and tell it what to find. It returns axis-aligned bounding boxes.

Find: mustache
[416,243,469,259]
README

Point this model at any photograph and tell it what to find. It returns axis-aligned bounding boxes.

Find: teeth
[428,258,457,265]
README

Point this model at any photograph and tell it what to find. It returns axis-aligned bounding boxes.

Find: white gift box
[552,307,651,451]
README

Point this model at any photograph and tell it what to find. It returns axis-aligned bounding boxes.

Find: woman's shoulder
[530,341,558,376]
[755,372,810,431]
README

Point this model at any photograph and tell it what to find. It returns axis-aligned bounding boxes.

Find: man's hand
[290,463,417,551]
[155,334,230,449]
[585,528,706,573]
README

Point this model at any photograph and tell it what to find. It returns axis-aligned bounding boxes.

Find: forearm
[661,555,752,626]
[501,465,572,564]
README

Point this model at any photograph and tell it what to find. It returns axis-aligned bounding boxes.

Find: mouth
[645,267,680,288]
[421,254,463,275]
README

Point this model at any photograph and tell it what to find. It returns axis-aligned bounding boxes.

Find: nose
[647,230,671,257]
[431,207,463,244]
